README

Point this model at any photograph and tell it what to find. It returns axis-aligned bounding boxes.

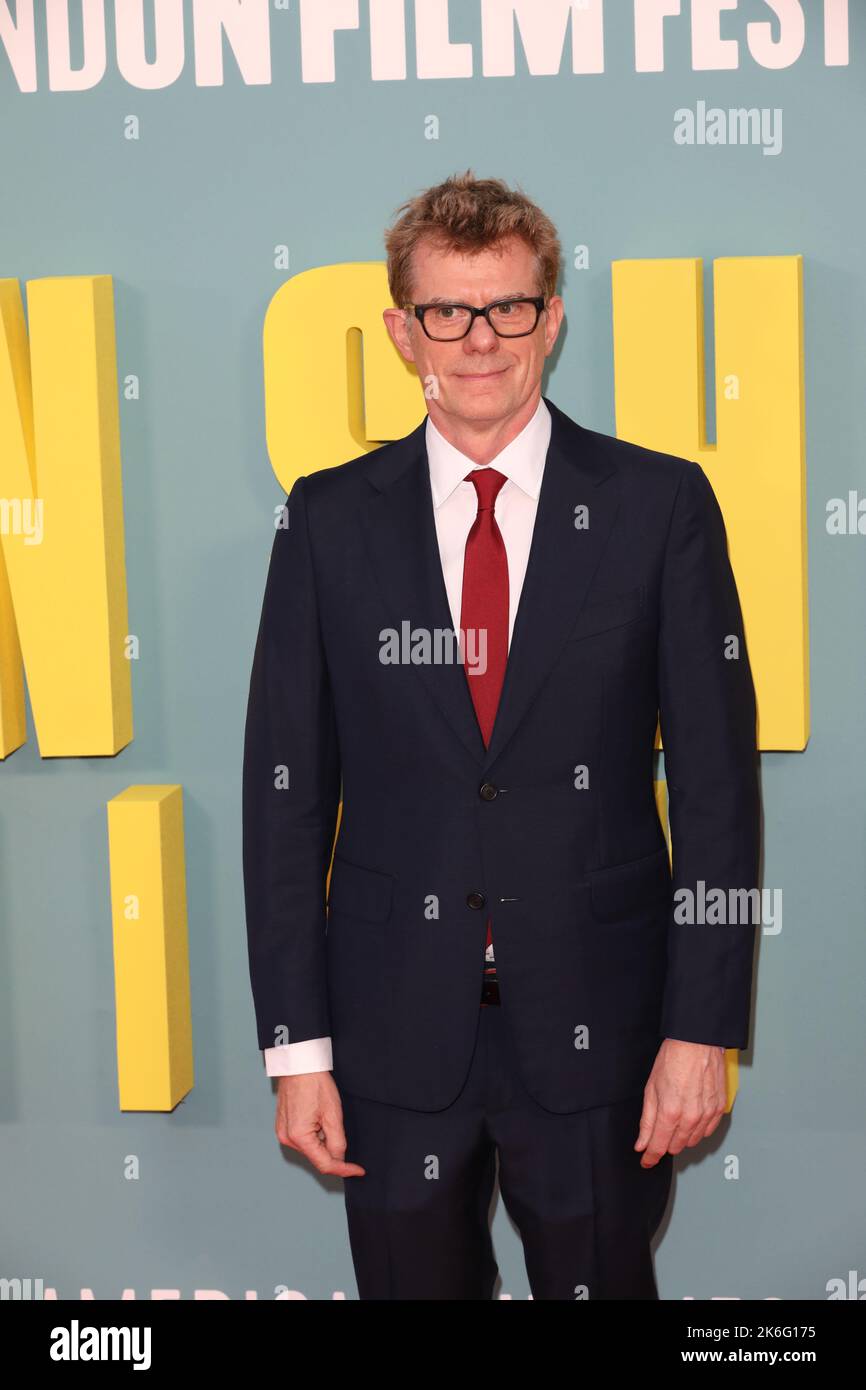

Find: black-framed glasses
[404,296,546,341]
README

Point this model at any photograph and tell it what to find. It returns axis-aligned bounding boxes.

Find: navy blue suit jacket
[242,396,761,1113]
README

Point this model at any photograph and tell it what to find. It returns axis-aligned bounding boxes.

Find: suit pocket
[588,846,671,923]
[566,584,646,642]
[327,854,394,923]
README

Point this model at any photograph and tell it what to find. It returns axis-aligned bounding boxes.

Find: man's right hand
[275,1073,366,1178]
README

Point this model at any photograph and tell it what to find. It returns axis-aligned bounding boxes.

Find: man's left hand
[635,1039,728,1167]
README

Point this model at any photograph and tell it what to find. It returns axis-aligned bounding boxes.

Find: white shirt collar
[426,397,551,509]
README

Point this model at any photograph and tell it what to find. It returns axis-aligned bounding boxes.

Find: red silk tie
[459,467,509,995]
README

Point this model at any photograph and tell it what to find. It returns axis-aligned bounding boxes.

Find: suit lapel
[359,397,620,771]
[481,398,619,772]
[360,417,488,764]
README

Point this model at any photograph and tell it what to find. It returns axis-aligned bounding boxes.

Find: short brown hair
[384,170,562,308]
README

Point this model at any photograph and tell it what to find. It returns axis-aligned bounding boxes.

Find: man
[242,172,761,1300]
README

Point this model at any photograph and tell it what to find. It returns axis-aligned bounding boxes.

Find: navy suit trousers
[338,1000,673,1300]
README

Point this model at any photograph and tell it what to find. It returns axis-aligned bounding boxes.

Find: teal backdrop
[0,1,863,1300]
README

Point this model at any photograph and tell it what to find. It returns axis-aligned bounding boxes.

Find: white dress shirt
[263,396,552,1076]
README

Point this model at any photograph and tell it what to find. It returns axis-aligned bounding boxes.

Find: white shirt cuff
[263,1037,333,1076]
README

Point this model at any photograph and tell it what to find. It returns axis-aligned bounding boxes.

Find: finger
[288,1129,366,1177]
[700,1108,725,1142]
[640,1107,678,1167]
[634,1085,658,1152]
[691,1091,726,1145]
[320,1110,366,1176]
[685,1062,727,1146]
[639,1125,664,1167]
[668,1111,704,1152]
[319,1102,348,1157]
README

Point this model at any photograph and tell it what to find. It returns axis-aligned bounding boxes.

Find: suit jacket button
[479,782,498,800]
[466,891,486,910]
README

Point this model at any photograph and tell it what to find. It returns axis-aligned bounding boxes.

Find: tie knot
[465,467,508,511]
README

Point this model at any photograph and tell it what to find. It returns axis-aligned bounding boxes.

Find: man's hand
[275,1073,366,1178]
[634,1039,727,1168]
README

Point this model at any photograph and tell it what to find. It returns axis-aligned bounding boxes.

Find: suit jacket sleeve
[242,475,341,1054]
[657,460,761,1049]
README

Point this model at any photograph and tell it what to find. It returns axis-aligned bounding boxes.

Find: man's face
[383,234,564,429]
